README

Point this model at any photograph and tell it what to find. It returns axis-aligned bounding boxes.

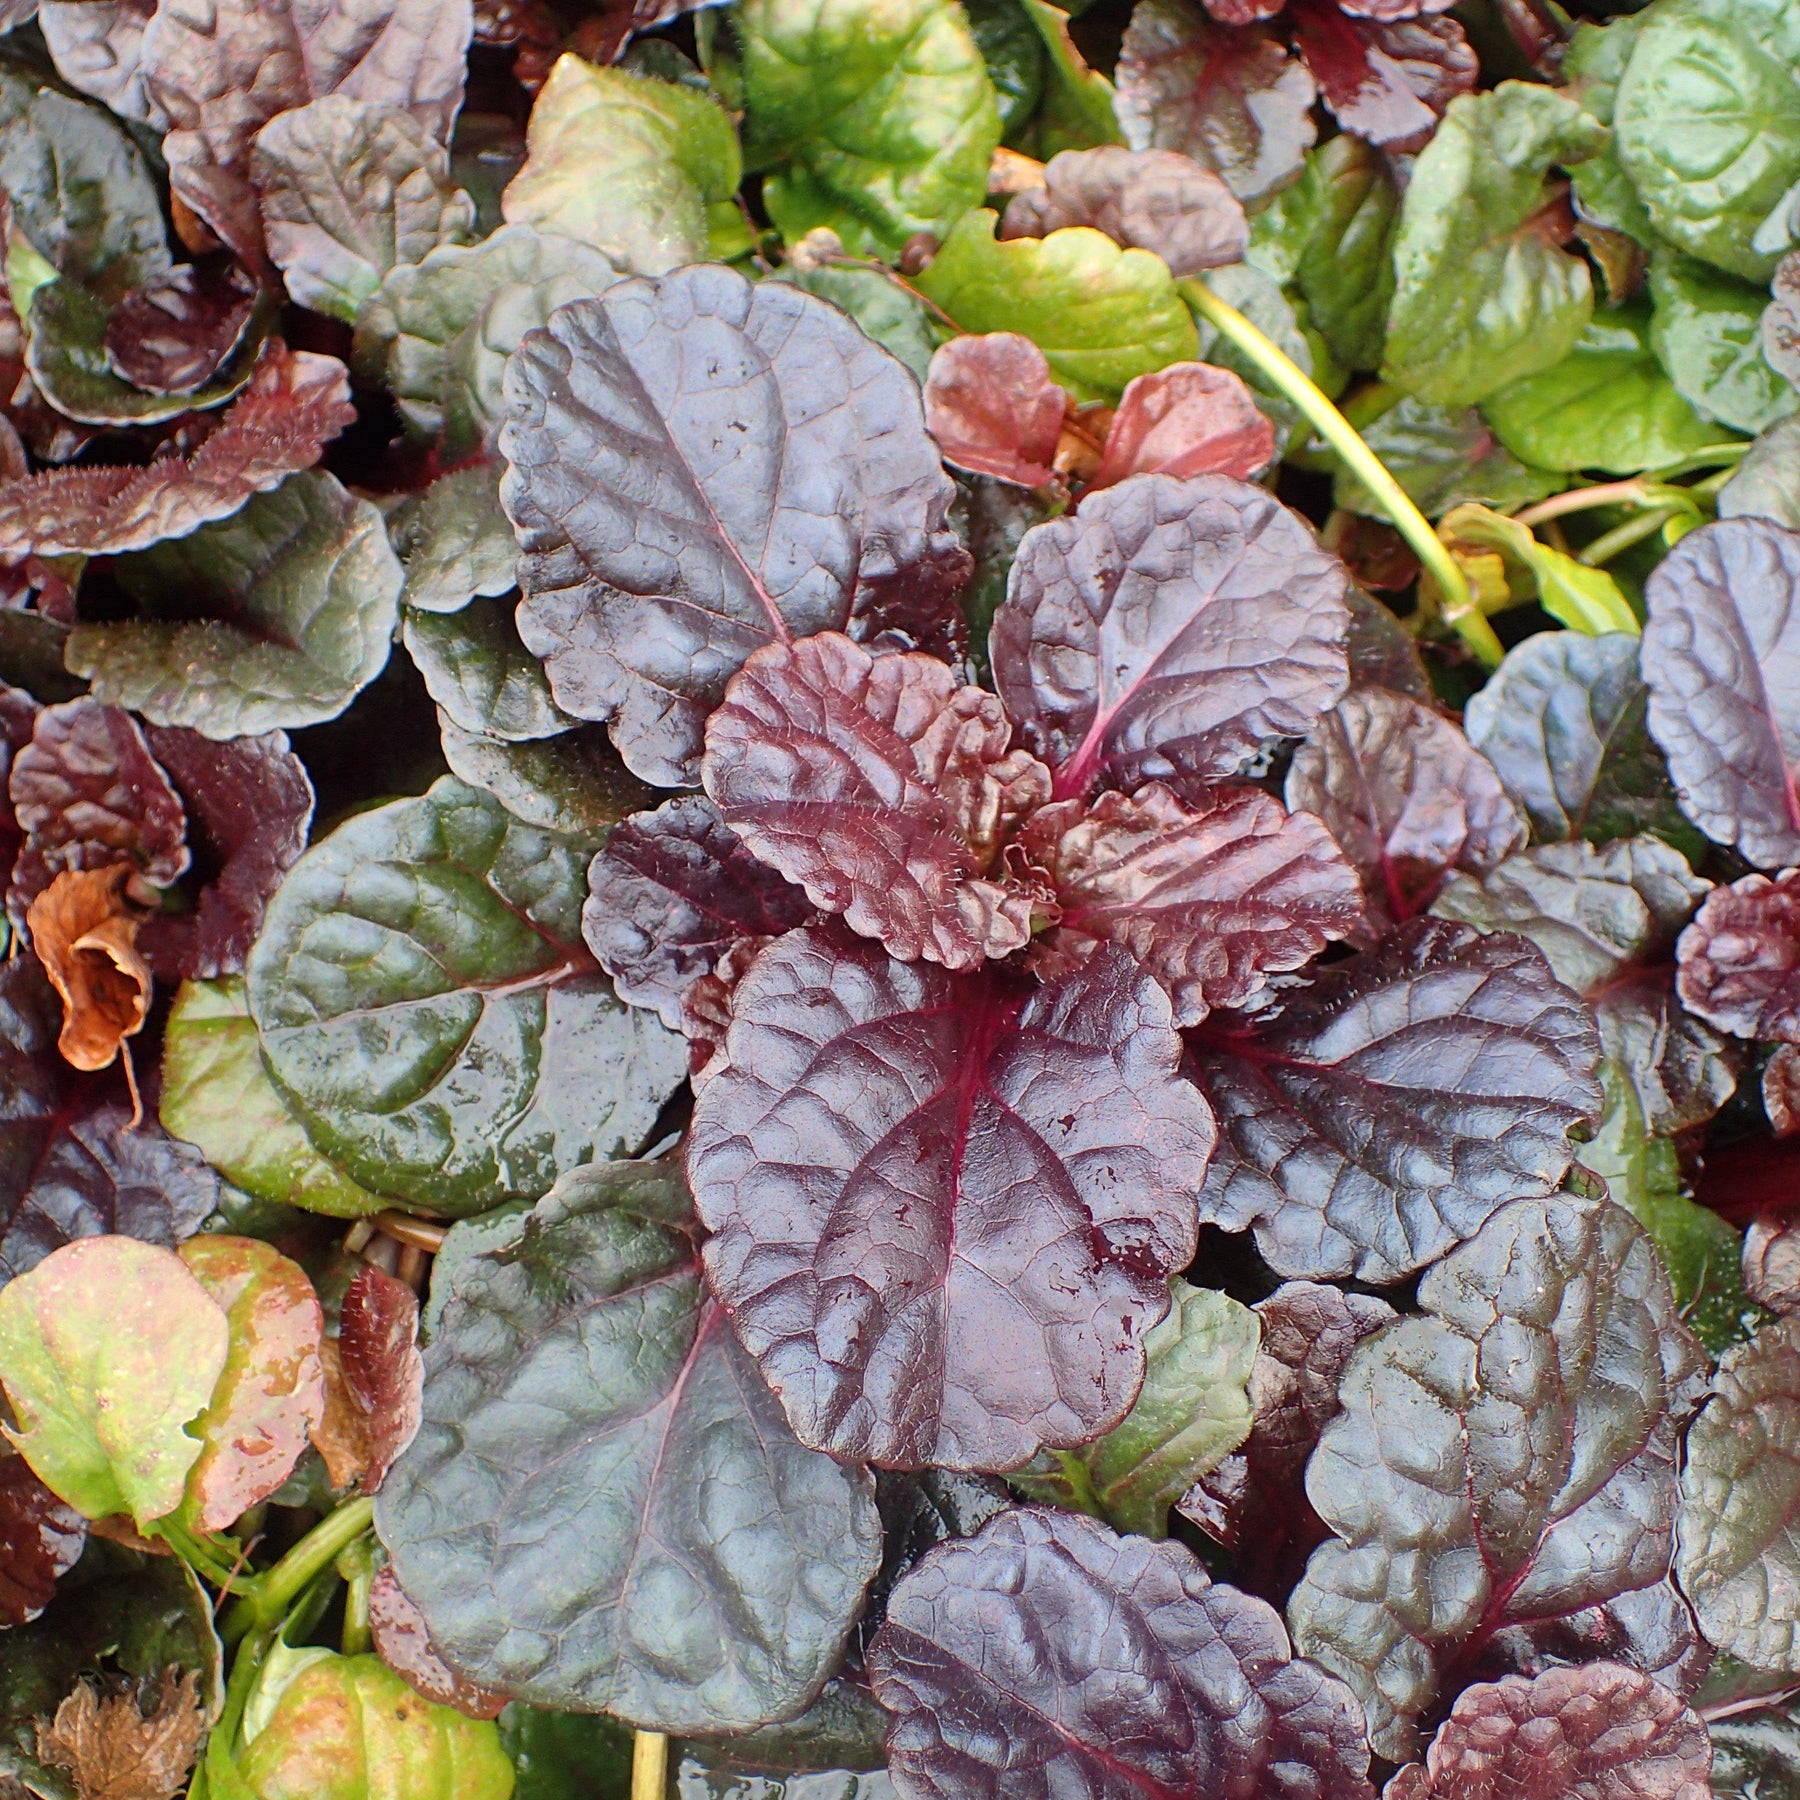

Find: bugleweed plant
[0,0,1798,1794]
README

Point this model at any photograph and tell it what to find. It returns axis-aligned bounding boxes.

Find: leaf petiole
[1179,277,1502,666]
[632,1730,669,1800]
[222,1495,376,1646]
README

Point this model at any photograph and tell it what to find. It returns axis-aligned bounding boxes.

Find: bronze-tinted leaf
[1290,6,1476,153]
[24,867,151,1074]
[103,263,258,396]
[1090,362,1275,488]
[0,1455,85,1628]
[367,1563,506,1721]
[337,1264,423,1493]
[1745,1216,1800,1314]
[1676,868,1800,1042]
[36,1669,206,1800]
[922,333,1065,488]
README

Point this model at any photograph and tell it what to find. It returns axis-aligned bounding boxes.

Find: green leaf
[965,0,1046,139]
[403,600,572,743]
[376,1160,882,1730]
[1010,1280,1258,1538]
[390,464,519,616]
[1720,413,1800,528]
[0,1238,229,1529]
[1293,135,1399,375]
[245,777,687,1216]
[1382,82,1608,406]
[772,264,937,382]
[1648,248,1796,436]
[352,224,620,461]
[1193,261,1318,452]
[501,54,741,274]
[437,720,657,840]
[238,1653,514,1800]
[498,1707,634,1800]
[738,0,1001,255]
[1614,0,1800,282]
[161,978,388,1222]
[1014,0,1124,157]
[916,208,1198,400]
[1439,503,1640,635]
[1332,396,1560,520]
[68,470,402,739]
[1562,16,1657,248]
[251,95,480,325]
[1480,306,1723,474]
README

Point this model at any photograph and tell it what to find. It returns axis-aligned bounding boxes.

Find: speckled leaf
[403,600,571,744]
[1677,869,1800,1042]
[389,464,518,617]
[338,1264,423,1492]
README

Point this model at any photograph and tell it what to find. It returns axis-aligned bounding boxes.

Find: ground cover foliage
[0,0,1798,1793]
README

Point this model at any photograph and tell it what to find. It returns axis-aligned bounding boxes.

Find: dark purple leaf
[1744,1215,1800,1313]
[999,147,1250,276]
[1285,688,1526,945]
[701,633,1051,971]
[1343,586,1433,701]
[1289,1193,1706,1760]
[1764,252,1800,388]
[1021,781,1362,1025]
[338,1263,423,1493]
[1089,362,1276,489]
[867,1506,1376,1800]
[1180,1281,1395,1597]
[992,473,1351,798]
[1641,517,1800,868]
[0,344,356,561]
[5,698,189,931]
[103,263,259,396]
[0,1456,85,1627]
[1676,868,1800,1043]
[1189,916,1605,1282]
[1475,1583,1713,1704]
[1383,1663,1711,1800]
[1116,0,1318,207]
[582,794,813,1031]
[503,266,971,787]
[136,726,315,981]
[368,1563,506,1720]
[1291,6,1476,152]
[685,927,1215,1471]
[923,334,1065,489]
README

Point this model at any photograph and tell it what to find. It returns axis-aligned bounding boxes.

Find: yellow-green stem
[633,1730,669,1800]
[222,1496,375,1646]
[1180,279,1502,666]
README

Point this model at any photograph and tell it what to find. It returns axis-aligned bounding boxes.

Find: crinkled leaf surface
[502,265,967,787]
[1677,869,1800,1042]
[377,1158,882,1730]
[702,632,1051,971]
[736,0,999,256]
[1651,249,1799,438]
[1292,9,1476,155]
[1285,688,1526,945]
[338,1264,423,1492]
[0,1237,229,1529]
[1189,916,1604,1283]
[403,599,570,744]
[253,95,478,323]
[1010,1279,1257,1538]
[1021,781,1362,1025]
[103,262,258,397]
[1289,1194,1706,1760]
[992,473,1351,795]
[436,717,656,841]
[68,469,401,741]
[246,776,687,1215]
[1381,83,1606,406]
[923,332,1066,488]
[1746,1217,1800,1313]
[685,926,1215,1470]
[867,1506,1375,1800]
[1677,1315,1800,1671]
[390,464,518,616]
[1640,517,1800,868]
[1722,414,1800,531]
[37,0,158,124]
[913,209,1200,402]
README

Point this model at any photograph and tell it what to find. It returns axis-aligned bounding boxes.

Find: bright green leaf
[1383,83,1608,406]
[1014,0,1123,157]
[915,208,1197,400]
[1333,396,1560,520]
[1648,248,1795,436]
[1291,136,1400,375]
[1439,503,1640,635]
[965,0,1046,139]
[1562,16,1657,248]
[0,1239,229,1529]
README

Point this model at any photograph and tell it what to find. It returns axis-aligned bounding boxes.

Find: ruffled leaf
[1676,868,1800,1042]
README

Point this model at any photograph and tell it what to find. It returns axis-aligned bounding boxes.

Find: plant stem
[1514,479,1651,527]
[1180,278,1501,665]
[1579,505,1683,567]
[632,1730,669,1800]
[154,1519,244,1592]
[223,1497,375,1646]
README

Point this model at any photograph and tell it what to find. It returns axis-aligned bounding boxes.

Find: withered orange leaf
[35,1670,205,1800]
[24,867,151,1073]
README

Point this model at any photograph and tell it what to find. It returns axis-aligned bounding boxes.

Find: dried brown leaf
[24,867,151,1073]
[36,1671,205,1800]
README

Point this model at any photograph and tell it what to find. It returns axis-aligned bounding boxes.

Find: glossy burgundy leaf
[1474,1583,1713,1705]
[0,1455,85,1627]
[135,726,314,981]
[1286,688,1526,945]
[922,333,1064,489]
[141,0,473,269]
[1343,585,1433,699]
[0,344,355,560]
[681,936,761,1089]
[1189,916,1604,1282]
[1383,1663,1712,1800]
[1020,782,1362,1025]
[503,265,970,787]
[867,1506,1376,1800]
[1676,869,1800,1042]
[1744,1216,1800,1313]
[1290,1193,1706,1760]
[1290,6,1477,152]
[1115,0,1319,207]
[337,1263,423,1492]
[582,794,813,1031]
[367,1563,506,1720]
[1089,362,1276,489]
[702,633,1051,971]
[998,147,1250,277]
[1180,1281,1396,1595]
[103,263,258,396]
[6,698,190,930]
[1641,517,1800,869]
[685,927,1215,1471]
[993,473,1351,798]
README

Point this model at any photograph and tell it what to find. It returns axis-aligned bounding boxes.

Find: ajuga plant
[3,0,1800,1796]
